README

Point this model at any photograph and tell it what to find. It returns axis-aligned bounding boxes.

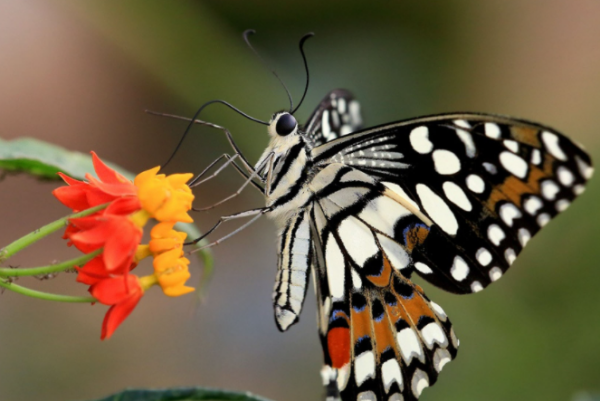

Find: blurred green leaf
[0,136,212,290]
[0,137,129,180]
[89,387,274,401]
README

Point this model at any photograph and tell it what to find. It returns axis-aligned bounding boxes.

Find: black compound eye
[275,113,297,136]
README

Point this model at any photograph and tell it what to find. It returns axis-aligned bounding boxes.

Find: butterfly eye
[275,113,297,136]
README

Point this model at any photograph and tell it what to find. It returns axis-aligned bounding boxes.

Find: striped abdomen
[272,209,313,331]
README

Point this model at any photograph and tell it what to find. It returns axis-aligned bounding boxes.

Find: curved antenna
[291,32,315,115]
[161,99,268,168]
[243,29,294,112]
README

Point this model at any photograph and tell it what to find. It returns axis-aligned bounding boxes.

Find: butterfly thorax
[256,122,316,225]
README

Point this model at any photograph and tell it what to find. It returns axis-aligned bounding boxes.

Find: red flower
[90,275,143,340]
[52,152,136,212]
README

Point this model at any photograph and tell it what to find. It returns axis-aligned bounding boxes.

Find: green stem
[0,203,108,263]
[0,249,101,277]
[0,279,96,303]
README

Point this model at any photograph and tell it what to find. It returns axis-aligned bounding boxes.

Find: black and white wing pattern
[302,89,363,147]
[306,113,592,400]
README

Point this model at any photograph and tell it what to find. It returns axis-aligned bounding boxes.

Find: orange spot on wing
[510,126,541,147]
[486,163,548,211]
[367,256,392,287]
[373,316,397,356]
[327,327,351,368]
[405,226,429,252]
[401,294,436,323]
[351,305,372,346]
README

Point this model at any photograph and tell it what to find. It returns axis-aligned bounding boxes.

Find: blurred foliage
[0,137,120,180]
[91,387,273,401]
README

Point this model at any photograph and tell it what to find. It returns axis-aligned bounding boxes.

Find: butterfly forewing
[311,113,593,296]
[303,89,363,147]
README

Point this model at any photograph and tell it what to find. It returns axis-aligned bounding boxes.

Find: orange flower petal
[91,151,130,185]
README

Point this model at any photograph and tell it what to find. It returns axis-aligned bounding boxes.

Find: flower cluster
[53,152,195,339]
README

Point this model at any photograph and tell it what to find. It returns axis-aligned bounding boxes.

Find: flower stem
[0,203,108,263]
[0,249,101,277]
[0,279,96,303]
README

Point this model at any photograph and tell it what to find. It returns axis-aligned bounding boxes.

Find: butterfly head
[269,111,298,137]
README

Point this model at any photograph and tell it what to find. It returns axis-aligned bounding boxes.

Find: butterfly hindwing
[303,89,363,147]
[307,166,458,400]
[310,113,593,295]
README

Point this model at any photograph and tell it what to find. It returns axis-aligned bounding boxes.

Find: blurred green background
[0,1,599,400]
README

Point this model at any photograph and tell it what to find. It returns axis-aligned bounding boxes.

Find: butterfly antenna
[161,99,268,168]
[243,29,294,112]
[291,32,314,115]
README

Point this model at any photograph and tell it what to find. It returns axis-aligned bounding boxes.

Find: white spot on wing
[450,256,469,281]
[351,268,362,290]
[354,351,376,386]
[432,150,461,175]
[541,180,560,200]
[499,203,522,226]
[484,123,502,139]
[421,322,448,349]
[433,348,452,372]
[411,369,429,397]
[573,184,586,195]
[338,217,378,266]
[524,196,543,215]
[466,174,485,193]
[489,267,503,281]
[455,128,476,157]
[531,149,542,165]
[500,151,528,179]
[359,196,411,237]
[416,184,459,235]
[541,131,567,161]
[537,213,551,227]
[576,156,594,179]
[410,126,433,154]
[382,359,403,393]
[443,181,472,211]
[504,139,519,153]
[505,248,516,265]
[383,182,421,211]
[556,199,570,212]
[357,391,376,401]
[430,301,447,320]
[378,234,410,271]
[476,248,492,266]
[518,228,531,246]
[454,119,470,128]
[321,110,331,138]
[488,224,506,246]
[415,261,433,274]
[557,166,575,187]
[397,328,424,364]
[325,234,345,300]
[471,281,484,292]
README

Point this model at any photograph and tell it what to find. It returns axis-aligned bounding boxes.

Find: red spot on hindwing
[327,327,351,368]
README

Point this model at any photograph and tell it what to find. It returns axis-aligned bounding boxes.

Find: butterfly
[175,33,593,401]
[253,90,593,401]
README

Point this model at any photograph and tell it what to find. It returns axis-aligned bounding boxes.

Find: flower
[90,275,144,340]
[52,152,136,212]
[54,152,198,339]
[135,167,194,223]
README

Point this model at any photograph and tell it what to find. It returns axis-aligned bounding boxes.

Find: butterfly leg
[147,110,258,177]
[192,153,273,212]
[187,207,271,251]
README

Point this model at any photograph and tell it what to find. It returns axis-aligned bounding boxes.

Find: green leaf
[0,137,131,180]
[0,136,213,294]
[88,387,275,401]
